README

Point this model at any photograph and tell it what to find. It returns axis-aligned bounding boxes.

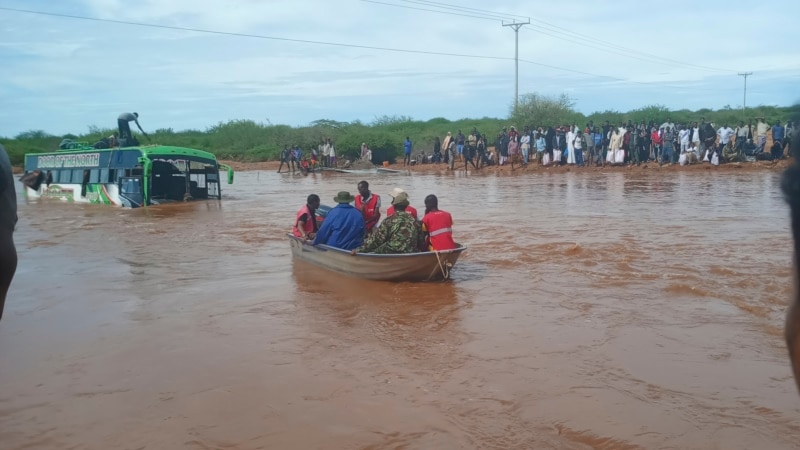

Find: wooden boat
[288,234,466,281]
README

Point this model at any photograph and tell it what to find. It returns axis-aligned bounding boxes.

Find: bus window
[121,178,140,194]
[100,169,109,183]
[89,169,100,183]
[72,169,82,183]
[108,169,116,182]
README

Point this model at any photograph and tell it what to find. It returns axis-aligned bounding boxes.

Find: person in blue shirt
[312,191,365,250]
[403,137,412,166]
[773,120,786,145]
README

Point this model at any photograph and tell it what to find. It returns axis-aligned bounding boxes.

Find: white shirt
[679,129,690,144]
[329,145,336,157]
[520,135,530,145]
[736,126,750,138]
[717,127,735,144]
[692,128,700,142]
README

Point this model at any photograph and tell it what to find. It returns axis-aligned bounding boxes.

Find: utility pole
[503,19,529,112]
[738,72,752,119]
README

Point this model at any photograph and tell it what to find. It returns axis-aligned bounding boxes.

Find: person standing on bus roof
[0,144,18,320]
[117,112,148,140]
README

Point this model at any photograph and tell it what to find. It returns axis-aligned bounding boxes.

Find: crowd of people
[291,180,456,255]
[278,138,339,173]
[275,117,793,174]
[412,118,794,169]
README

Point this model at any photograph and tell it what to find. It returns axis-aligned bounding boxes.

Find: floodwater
[1,169,799,449]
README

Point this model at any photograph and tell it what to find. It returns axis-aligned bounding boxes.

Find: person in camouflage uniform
[351,193,425,255]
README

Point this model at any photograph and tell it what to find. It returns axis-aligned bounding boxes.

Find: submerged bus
[22,143,234,208]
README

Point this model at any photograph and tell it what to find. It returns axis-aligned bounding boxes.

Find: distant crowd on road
[275,117,793,173]
[408,118,793,169]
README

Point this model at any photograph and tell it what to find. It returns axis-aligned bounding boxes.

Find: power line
[405,0,734,73]
[398,0,516,21]
[360,0,500,22]
[0,6,739,93]
[365,0,681,69]
[365,0,693,70]
[401,0,530,21]
[0,6,514,61]
[518,26,693,69]
[519,25,732,74]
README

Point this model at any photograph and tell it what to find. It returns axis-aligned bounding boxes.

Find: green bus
[22,143,234,208]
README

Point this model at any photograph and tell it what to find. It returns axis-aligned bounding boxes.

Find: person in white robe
[566,128,577,164]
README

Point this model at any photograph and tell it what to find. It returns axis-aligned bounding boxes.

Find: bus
[22,142,234,208]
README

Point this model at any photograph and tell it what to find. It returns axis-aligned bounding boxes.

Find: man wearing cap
[312,191,365,250]
[0,144,18,320]
[386,188,418,220]
[352,192,425,255]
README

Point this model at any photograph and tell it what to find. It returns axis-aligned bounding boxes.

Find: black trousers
[0,231,17,320]
[118,119,132,139]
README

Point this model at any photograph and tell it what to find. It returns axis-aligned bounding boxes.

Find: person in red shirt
[650,127,662,161]
[355,180,381,233]
[385,188,418,220]
[292,194,321,240]
[421,194,456,251]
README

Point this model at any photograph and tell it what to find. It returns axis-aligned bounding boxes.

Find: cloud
[0,0,798,136]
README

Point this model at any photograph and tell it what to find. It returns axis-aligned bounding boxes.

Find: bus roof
[140,145,218,162]
[24,145,219,171]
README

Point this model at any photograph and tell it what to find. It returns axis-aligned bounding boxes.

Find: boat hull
[288,234,465,281]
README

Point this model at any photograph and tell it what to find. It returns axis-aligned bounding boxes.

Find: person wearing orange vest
[385,187,418,220]
[292,194,321,240]
[421,194,456,251]
[355,180,381,233]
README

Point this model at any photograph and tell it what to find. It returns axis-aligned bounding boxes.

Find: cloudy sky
[1,0,798,137]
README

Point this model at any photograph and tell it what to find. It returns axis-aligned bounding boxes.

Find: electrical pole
[738,72,752,119]
[503,19,529,112]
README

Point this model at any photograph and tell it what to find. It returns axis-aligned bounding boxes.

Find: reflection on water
[1,170,799,449]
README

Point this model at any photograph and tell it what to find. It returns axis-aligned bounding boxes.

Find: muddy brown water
[1,169,799,449]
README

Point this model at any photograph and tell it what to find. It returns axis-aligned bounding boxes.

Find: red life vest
[355,193,381,231]
[292,204,316,237]
[422,210,456,251]
[386,204,418,220]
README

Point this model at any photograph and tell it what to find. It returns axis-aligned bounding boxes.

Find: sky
[1,0,799,137]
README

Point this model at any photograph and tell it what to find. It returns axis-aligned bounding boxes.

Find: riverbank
[219,157,795,174]
[12,156,792,175]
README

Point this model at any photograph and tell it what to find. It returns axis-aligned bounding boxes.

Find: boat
[20,141,233,208]
[288,234,466,281]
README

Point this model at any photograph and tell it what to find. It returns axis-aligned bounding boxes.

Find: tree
[14,130,52,140]
[510,93,581,129]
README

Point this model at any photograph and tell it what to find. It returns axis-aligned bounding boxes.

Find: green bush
[1,98,795,166]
